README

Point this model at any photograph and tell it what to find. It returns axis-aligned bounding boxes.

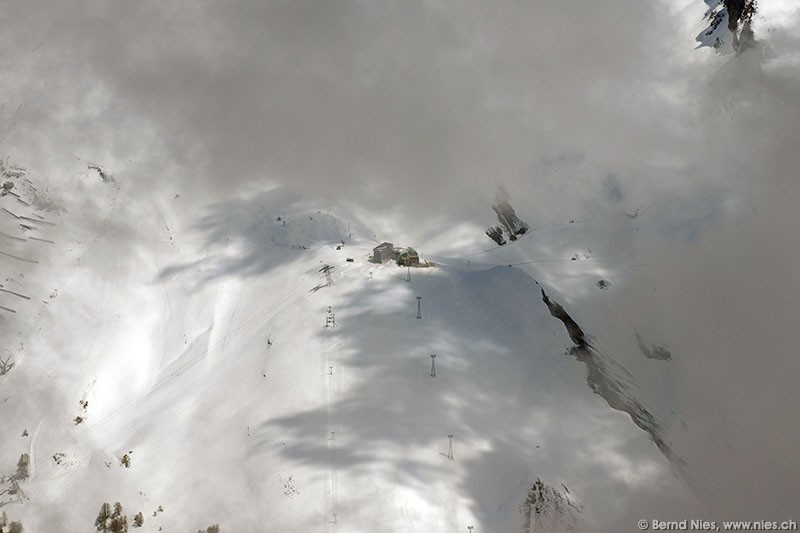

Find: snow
[3,2,798,530]
[0,179,693,531]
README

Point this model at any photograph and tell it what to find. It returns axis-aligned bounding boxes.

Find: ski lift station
[370,242,423,267]
[396,247,419,267]
[371,242,395,264]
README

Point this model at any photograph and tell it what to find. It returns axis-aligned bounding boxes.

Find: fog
[2,0,799,528]
[3,1,695,214]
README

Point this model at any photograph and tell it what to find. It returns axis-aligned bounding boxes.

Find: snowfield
[0,178,696,532]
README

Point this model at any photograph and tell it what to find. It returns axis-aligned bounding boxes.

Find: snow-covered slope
[2,2,799,531]
[0,170,695,532]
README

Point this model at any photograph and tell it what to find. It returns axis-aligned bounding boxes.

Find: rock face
[520,478,582,533]
[485,185,529,246]
[696,0,758,52]
[725,0,746,31]
[537,283,689,484]
[539,288,586,347]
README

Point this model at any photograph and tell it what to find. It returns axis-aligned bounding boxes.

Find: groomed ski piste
[0,173,700,532]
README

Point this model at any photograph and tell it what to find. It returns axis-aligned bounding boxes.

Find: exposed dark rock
[535,281,689,485]
[520,478,582,532]
[596,279,611,290]
[485,185,528,245]
[88,164,117,186]
[636,333,673,361]
[492,187,529,241]
[485,225,506,246]
[725,0,746,31]
[567,344,688,480]
[539,288,586,347]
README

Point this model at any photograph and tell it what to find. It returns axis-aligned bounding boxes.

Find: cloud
[588,35,800,518]
[3,0,800,527]
[3,0,683,219]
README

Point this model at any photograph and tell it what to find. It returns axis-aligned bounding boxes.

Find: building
[396,247,420,267]
[371,242,395,263]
